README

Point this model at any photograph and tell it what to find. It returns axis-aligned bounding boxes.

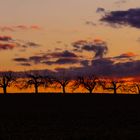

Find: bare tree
[0,71,15,94]
[124,80,140,94]
[50,71,72,94]
[100,78,124,94]
[19,71,45,94]
[131,82,140,94]
[72,74,99,94]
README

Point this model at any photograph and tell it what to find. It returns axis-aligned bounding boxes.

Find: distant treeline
[0,70,139,94]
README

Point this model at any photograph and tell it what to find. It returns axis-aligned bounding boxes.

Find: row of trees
[0,71,140,94]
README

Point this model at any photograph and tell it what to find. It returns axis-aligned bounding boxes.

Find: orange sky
[0,0,139,71]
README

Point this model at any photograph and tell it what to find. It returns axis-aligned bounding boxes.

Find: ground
[0,93,139,140]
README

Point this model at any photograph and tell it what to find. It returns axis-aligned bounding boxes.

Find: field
[0,93,139,140]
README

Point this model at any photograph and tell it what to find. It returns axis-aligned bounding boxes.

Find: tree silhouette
[124,80,140,94]
[50,71,72,94]
[72,74,99,94]
[20,71,44,94]
[0,71,15,94]
[100,78,124,94]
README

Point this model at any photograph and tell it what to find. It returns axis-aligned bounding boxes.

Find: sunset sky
[0,0,140,78]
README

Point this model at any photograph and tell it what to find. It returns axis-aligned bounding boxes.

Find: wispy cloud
[0,35,40,51]
[0,36,13,42]
[114,52,137,60]
[0,43,15,50]
[114,0,127,6]
[0,25,42,32]
[96,7,105,13]
[85,21,96,26]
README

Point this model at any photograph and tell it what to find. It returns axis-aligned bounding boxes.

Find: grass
[0,93,139,140]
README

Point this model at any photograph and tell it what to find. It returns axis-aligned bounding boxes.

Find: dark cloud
[80,60,89,66]
[29,56,45,64]
[55,58,79,64]
[91,59,140,77]
[56,58,140,78]
[13,50,79,66]
[91,58,115,76]
[50,50,78,58]
[100,8,140,29]
[0,43,15,50]
[13,58,28,62]
[43,58,79,65]
[22,42,40,48]
[0,36,12,42]
[42,60,55,65]
[96,7,105,13]
[0,35,40,51]
[72,40,108,58]
[13,58,31,66]
[13,55,45,65]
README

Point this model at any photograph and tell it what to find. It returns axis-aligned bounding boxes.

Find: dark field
[0,94,140,140]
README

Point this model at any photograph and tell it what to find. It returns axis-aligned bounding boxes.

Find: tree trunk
[62,86,66,94]
[35,85,38,94]
[3,86,7,95]
[136,85,140,94]
[89,89,93,94]
[114,88,117,95]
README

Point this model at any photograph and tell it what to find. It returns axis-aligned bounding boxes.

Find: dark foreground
[0,93,140,140]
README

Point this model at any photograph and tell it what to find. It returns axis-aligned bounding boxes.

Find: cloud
[96,7,105,13]
[30,25,42,30]
[49,50,78,58]
[114,52,137,59]
[72,39,108,58]
[0,25,42,32]
[13,50,81,66]
[0,43,15,50]
[80,60,89,66]
[13,55,46,65]
[100,8,140,29]
[114,0,127,5]
[43,58,79,65]
[29,56,45,64]
[85,21,96,26]
[0,36,13,42]
[54,58,79,65]
[56,58,140,78]
[91,58,140,77]
[13,58,28,62]
[22,41,40,48]
[13,57,32,66]
[0,35,40,51]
